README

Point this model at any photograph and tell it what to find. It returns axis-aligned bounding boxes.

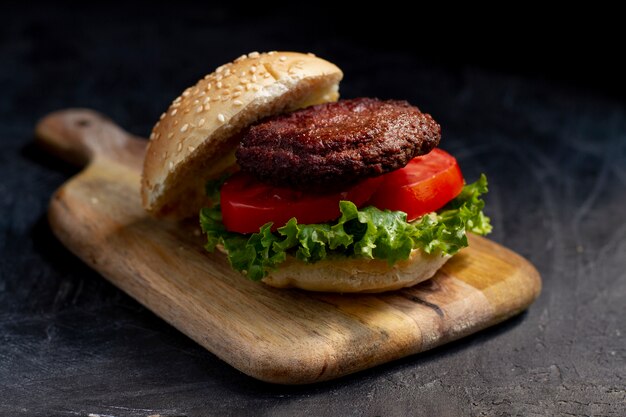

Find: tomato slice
[368,148,464,221]
[221,148,463,233]
[221,173,384,233]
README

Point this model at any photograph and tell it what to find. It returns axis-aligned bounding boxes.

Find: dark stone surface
[1,4,624,416]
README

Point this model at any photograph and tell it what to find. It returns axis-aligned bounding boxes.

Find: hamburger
[141,51,491,293]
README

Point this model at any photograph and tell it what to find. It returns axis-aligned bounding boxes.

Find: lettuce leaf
[200,174,492,281]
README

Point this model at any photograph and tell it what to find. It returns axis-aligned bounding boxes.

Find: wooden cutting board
[36,109,541,385]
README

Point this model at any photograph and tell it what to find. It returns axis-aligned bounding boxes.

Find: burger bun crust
[142,51,343,219]
[262,250,451,293]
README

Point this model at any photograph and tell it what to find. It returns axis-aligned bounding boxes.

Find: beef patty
[236,98,441,190]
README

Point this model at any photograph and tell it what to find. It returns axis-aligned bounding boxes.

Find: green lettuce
[200,174,492,281]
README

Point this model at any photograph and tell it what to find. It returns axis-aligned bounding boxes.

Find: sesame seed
[149,132,156,140]
[167,132,174,139]
[202,97,210,104]
[250,66,257,73]
[188,146,195,152]
[216,81,223,89]
[235,54,247,62]
[216,65,224,73]
[224,68,231,76]
[233,100,243,106]
[268,51,276,55]
[182,90,190,97]
[233,91,242,98]
[216,74,223,81]
[279,56,287,62]
[159,112,166,120]
[192,88,199,95]
[192,99,199,105]
[307,52,316,57]
[172,102,180,108]
[245,83,252,91]
[206,83,212,90]
[177,142,182,152]
[249,51,260,58]
[198,118,205,126]
[251,74,257,82]
[196,105,203,113]
[180,124,189,132]
[169,161,174,170]
[217,113,225,123]
[203,104,211,111]
[240,71,246,77]
[170,109,178,116]
[213,95,221,101]
[263,73,270,78]
[174,96,182,103]
[183,108,190,114]
[234,85,243,92]
[173,120,178,126]
[204,74,211,79]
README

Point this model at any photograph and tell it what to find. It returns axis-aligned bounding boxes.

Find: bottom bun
[262,250,452,293]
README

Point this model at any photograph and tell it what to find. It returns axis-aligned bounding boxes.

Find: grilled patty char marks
[236,98,441,190]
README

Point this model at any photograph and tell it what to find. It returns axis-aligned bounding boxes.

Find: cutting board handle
[35,108,146,168]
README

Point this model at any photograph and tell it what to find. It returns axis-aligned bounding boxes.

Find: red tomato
[220,149,463,233]
[221,173,384,233]
[368,148,464,221]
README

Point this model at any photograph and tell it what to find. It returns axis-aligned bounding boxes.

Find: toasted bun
[142,51,343,219]
[262,250,451,293]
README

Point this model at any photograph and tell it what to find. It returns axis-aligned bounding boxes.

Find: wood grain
[36,109,541,384]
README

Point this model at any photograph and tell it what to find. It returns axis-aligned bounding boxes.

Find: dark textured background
[1,3,625,416]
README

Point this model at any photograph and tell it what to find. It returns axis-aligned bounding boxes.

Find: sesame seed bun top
[141,51,343,219]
